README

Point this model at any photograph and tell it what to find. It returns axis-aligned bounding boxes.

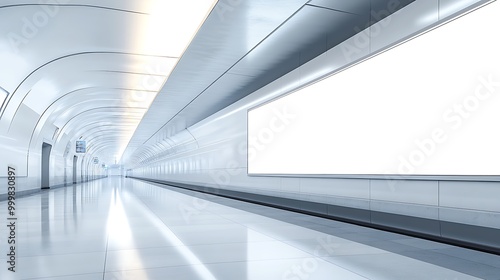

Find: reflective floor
[1,177,500,280]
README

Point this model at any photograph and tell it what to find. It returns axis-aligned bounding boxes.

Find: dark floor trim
[0,189,41,201]
[129,176,500,255]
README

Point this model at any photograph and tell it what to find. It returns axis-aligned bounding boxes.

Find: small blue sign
[76,141,86,153]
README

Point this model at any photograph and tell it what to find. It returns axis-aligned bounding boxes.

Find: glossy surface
[1,177,499,280]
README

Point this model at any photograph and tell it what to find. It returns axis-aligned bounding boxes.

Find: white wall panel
[439,0,490,19]
[0,104,38,177]
[439,181,500,212]
[328,195,370,210]
[370,180,438,206]
[0,135,28,177]
[326,29,370,68]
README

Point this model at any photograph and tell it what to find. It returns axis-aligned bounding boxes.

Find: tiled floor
[1,177,499,279]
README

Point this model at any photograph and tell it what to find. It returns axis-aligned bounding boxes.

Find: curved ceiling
[121,0,414,167]
[0,0,217,165]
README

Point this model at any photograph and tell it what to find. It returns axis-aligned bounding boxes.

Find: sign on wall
[76,141,86,153]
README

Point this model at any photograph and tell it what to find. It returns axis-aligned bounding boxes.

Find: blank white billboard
[248,2,500,176]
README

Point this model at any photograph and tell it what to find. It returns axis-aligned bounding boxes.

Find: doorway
[41,142,52,189]
[73,156,78,184]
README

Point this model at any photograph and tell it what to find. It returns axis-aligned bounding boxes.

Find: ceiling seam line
[0,4,150,15]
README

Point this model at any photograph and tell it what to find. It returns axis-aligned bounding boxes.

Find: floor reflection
[40,190,51,248]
